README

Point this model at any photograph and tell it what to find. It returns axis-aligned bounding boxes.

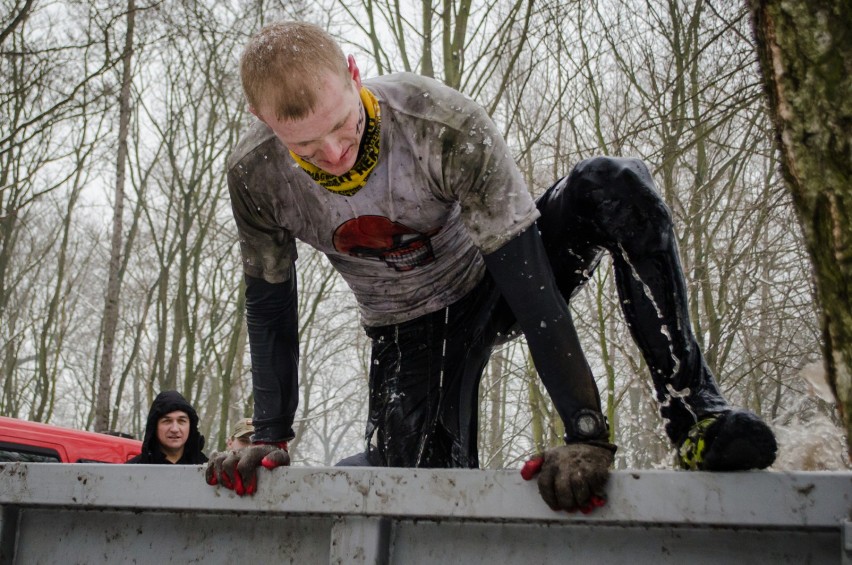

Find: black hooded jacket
[126,390,208,464]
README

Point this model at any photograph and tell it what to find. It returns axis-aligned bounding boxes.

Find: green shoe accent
[678,417,717,470]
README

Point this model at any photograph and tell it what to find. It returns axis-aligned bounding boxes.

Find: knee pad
[569,157,674,252]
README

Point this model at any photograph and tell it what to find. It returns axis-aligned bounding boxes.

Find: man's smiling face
[157,410,190,454]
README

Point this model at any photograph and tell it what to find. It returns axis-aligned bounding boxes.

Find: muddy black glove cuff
[573,439,618,454]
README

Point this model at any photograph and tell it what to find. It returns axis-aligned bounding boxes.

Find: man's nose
[319,138,346,163]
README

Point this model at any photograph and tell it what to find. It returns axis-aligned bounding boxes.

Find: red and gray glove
[205,441,290,496]
[521,442,615,513]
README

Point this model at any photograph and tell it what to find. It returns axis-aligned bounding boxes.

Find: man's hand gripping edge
[205,441,290,496]
[521,441,616,514]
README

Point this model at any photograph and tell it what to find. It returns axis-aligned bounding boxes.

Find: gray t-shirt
[227,72,539,327]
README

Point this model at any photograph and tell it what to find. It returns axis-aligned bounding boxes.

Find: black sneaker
[678,409,777,471]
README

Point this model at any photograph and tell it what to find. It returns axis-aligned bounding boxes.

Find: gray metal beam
[0,464,849,564]
[0,464,848,526]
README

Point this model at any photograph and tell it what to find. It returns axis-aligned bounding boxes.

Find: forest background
[1,0,848,470]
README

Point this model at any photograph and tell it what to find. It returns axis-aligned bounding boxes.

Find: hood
[136,390,206,464]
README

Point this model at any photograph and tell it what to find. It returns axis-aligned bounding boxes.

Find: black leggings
[354,156,729,468]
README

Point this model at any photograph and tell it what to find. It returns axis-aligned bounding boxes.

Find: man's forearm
[245,269,300,442]
[483,226,603,432]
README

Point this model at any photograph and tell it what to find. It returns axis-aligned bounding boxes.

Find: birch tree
[750,0,852,457]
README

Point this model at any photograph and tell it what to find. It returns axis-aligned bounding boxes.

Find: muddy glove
[521,442,615,513]
[205,441,290,496]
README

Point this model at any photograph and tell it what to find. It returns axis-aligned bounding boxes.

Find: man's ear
[347,55,362,89]
[248,105,265,123]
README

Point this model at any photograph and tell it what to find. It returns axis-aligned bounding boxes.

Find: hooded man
[127,390,208,464]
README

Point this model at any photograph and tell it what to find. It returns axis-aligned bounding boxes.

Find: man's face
[253,57,365,177]
[227,437,252,452]
[157,410,190,452]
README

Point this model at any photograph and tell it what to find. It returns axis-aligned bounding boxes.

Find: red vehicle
[0,416,141,463]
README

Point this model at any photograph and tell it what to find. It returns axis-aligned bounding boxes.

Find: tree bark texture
[750,0,852,457]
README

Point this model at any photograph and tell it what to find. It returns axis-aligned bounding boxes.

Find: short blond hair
[240,21,349,120]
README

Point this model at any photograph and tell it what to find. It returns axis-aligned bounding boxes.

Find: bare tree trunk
[215,279,246,450]
[421,0,434,77]
[750,0,852,457]
[95,0,135,432]
[595,280,616,442]
[527,353,546,454]
[441,0,471,90]
[485,351,505,468]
